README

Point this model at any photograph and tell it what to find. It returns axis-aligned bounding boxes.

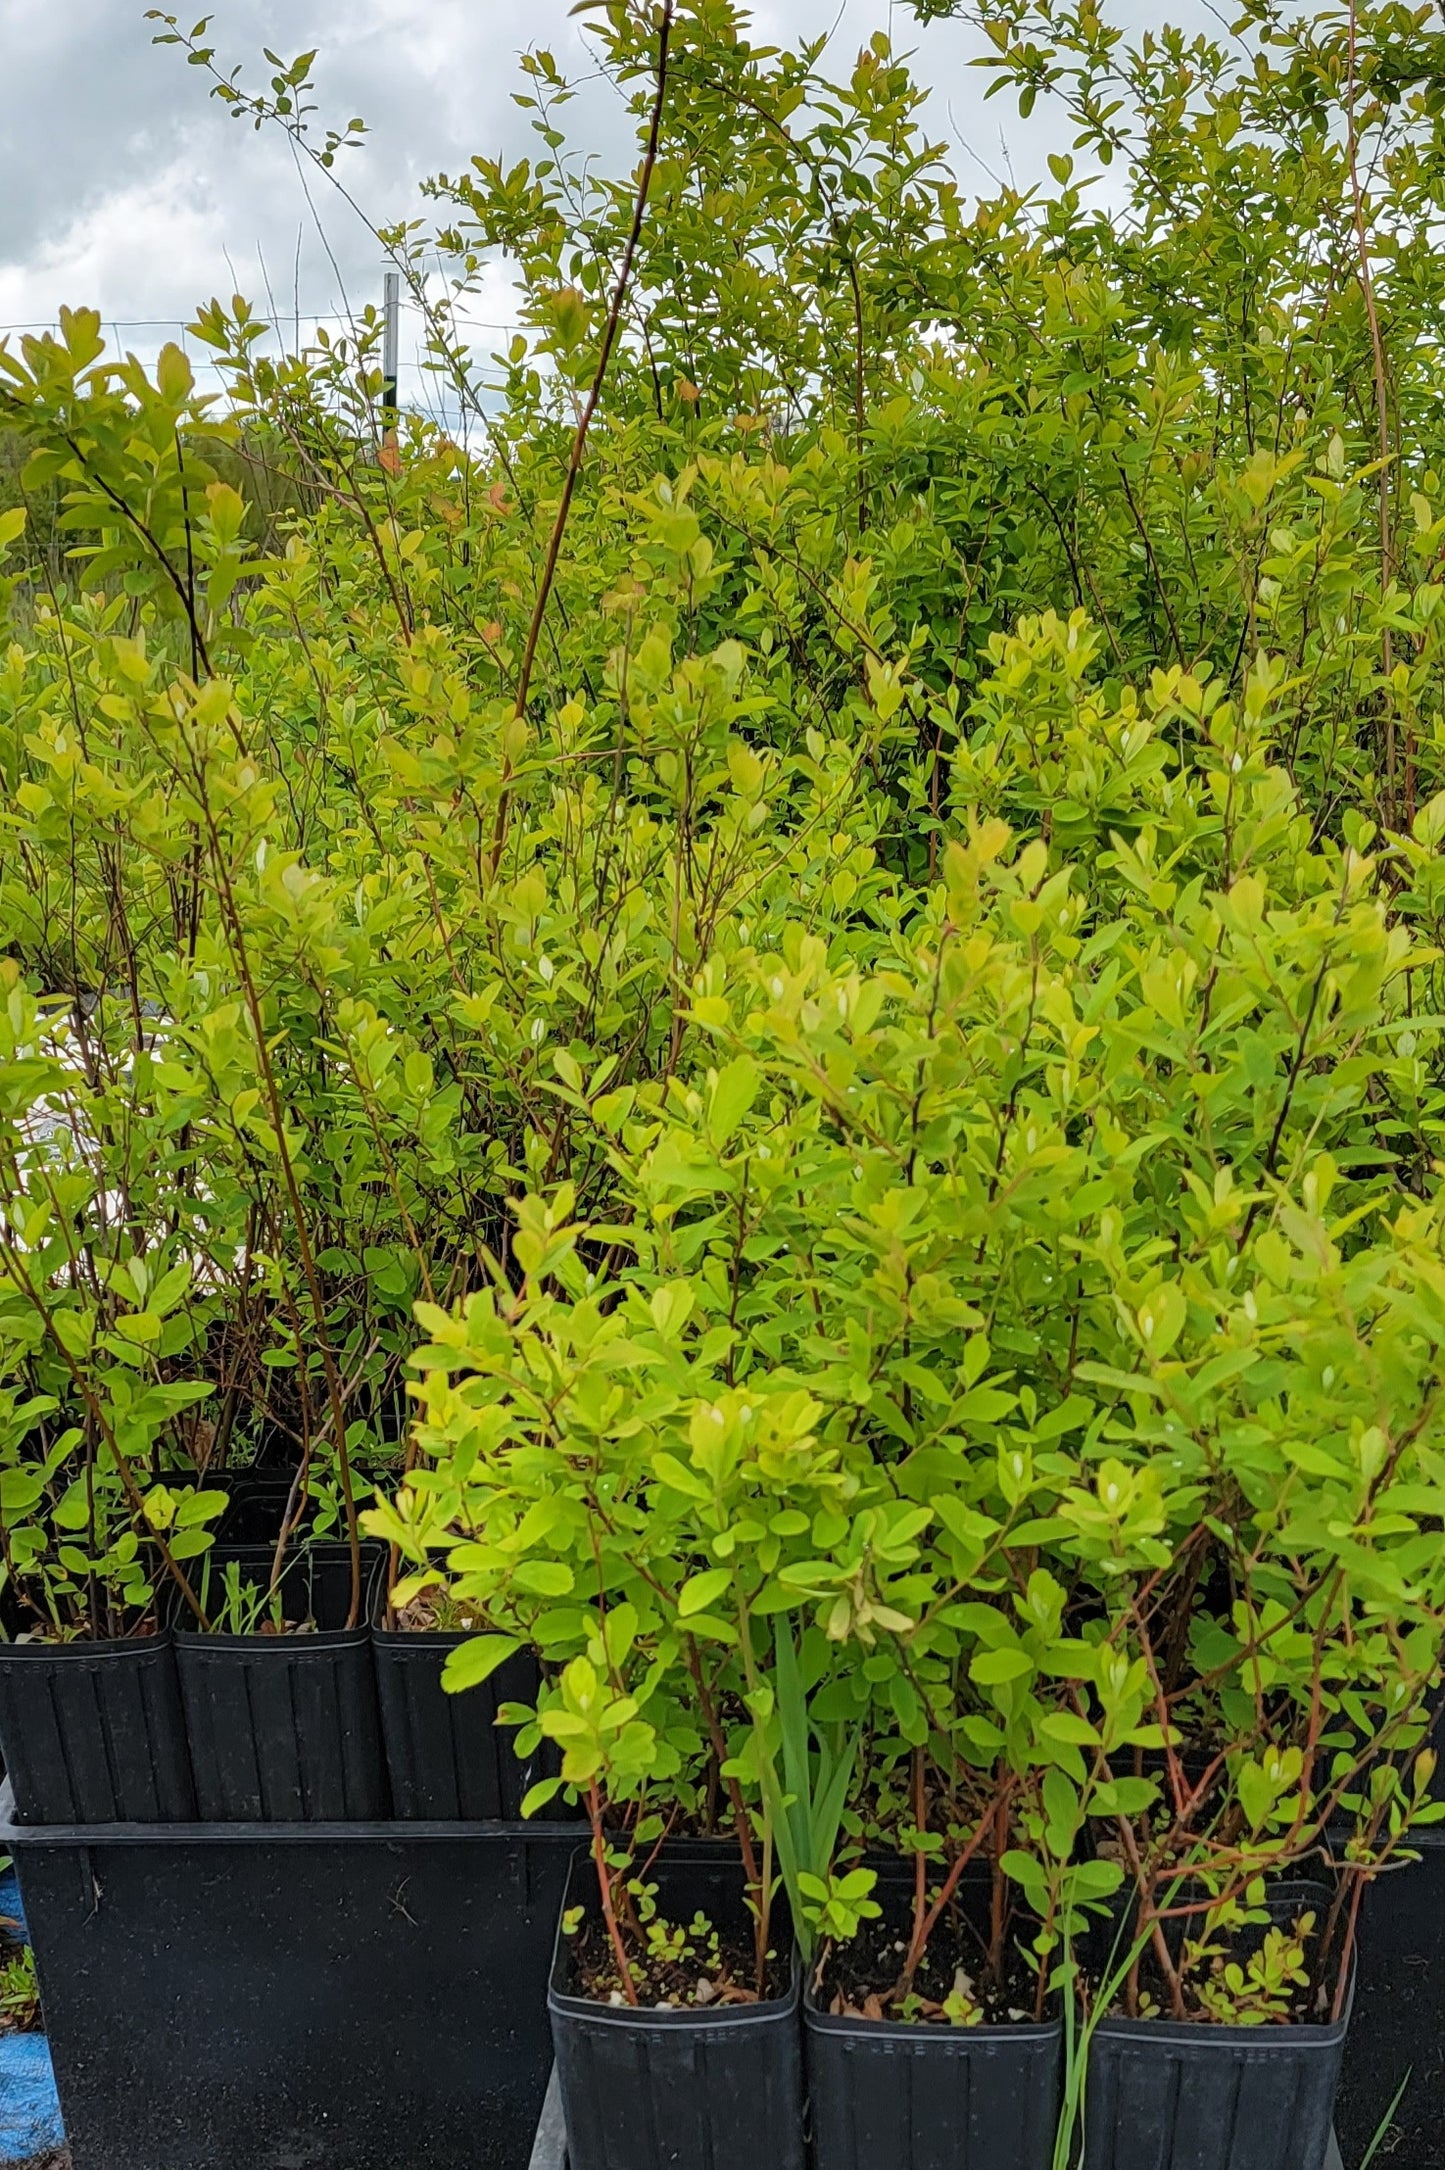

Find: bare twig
[488,1,676,879]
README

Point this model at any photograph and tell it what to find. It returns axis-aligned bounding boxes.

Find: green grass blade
[1356,2067,1411,2170]
[813,1723,860,1866]
[773,1622,810,1822]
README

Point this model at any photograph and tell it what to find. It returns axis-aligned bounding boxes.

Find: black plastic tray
[0,1782,576,2170]
[527,2068,566,2170]
[1334,1834,1445,2169]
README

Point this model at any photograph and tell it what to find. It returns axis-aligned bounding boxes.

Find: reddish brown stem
[893,1788,1003,2001]
[1345,0,1406,818]
[910,1749,928,1980]
[588,1783,638,2008]
[990,1792,1010,1989]
[1331,1870,1366,2026]
[684,1638,767,1985]
[1115,1816,1187,2021]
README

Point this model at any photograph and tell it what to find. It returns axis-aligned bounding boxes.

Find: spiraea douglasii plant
[5,0,1445,2156]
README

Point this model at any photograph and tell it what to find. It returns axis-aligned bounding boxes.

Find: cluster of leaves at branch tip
[3,0,1445,2037]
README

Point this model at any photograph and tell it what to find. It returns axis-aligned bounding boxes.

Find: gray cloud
[0,0,1203,388]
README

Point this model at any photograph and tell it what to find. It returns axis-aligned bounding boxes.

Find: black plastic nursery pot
[214,1464,394,1545]
[525,2071,1350,2170]
[805,1864,1061,2170]
[371,1597,557,1820]
[170,1541,388,1821]
[548,1846,805,2170]
[215,1468,312,1544]
[0,1628,195,1825]
[1081,1881,1350,2170]
[0,1780,577,2170]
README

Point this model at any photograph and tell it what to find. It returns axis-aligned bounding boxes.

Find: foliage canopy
[5,0,1445,2027]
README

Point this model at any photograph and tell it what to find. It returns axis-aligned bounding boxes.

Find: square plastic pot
[371,1615,555,1820]
[1081,1881,1351,2170]
[215,1470,310,1545]
[805,1862,1061,2170]
[170,1541,388,1821]
[548,1846,805,2170]
[0,1630,195,1825]
[371,1615,514,1819]
[0,1780,577,2170]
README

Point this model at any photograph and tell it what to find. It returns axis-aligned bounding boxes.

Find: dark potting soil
[565,1910,788,2011]
[1100,1899,1335,2026]
[818,1906,1042,2026]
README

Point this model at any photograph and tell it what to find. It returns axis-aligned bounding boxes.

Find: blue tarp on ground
[0,1869,63,2164]
[0,1871,27,1945]
[0,2033,63,2162]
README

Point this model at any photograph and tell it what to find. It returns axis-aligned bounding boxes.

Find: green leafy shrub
[378,616,1445,2012]
[1,0,1445,2052]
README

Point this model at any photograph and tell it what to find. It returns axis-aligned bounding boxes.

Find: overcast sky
[0,0,1202,407]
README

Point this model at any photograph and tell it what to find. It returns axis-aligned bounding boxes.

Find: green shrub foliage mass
[5,0,1445,2022]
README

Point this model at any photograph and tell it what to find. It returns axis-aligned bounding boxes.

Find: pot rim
[802,1977,1063,2044]
[172,1619,374,1652]
[0,1627,175,1659]
[1086,1873,1355,2046]
[549,1842,801,2028]
[802,1850,1059,2041]
[1087,1963,1356,2051]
